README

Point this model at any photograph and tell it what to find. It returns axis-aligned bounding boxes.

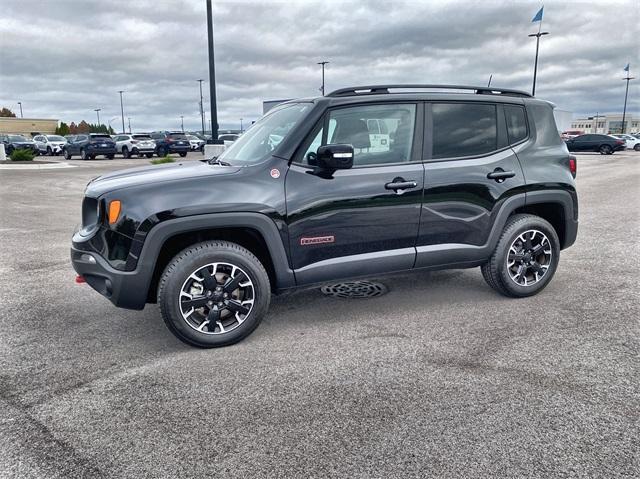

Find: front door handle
[385,177,418,193]
[487,168,516,182]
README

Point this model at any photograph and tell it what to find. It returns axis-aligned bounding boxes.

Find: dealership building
[0,117,58,136]
[570,114,639,134]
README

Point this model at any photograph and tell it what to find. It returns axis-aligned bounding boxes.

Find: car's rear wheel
[63,149,71,160]
[481,214,560,298]
[158,146,168,157]
[179,151,187,157]
[80,148,89,160]
[634,144,640,151]
[158,241,270,348]
[146,153,153,158]
[599,144,612,155]
[122,146,130,158]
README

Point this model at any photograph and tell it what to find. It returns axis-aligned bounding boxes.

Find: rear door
[285,102,424,284]
[415,101,526,267]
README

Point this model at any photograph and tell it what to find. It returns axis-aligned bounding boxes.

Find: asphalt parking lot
[0,151,638,478]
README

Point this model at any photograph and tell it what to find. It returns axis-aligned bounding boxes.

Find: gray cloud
[0,0,638,132]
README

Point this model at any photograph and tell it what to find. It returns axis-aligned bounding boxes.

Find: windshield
[8,135,28,141]
[47,135,65,141]
[218,103,312,165]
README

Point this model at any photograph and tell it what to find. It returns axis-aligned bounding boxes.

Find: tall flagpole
[529,11,549,97]
[621,65,634,134]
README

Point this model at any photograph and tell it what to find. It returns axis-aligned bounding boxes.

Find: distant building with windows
[570,114,639,134]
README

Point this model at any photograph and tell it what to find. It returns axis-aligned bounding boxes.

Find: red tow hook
[75,275,86,284]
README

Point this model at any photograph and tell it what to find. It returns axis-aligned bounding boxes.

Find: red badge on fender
[270,168,280,179]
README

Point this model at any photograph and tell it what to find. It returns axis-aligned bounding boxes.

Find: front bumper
[71,238,148,310]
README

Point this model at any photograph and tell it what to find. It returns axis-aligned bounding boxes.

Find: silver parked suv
[33,134,67,156]
[113,133,157,158]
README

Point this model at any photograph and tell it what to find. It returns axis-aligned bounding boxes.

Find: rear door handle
[487,168,516,182]
[385,178,418,193]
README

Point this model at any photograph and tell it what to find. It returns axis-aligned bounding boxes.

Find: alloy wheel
[506,229,553,287]
[179,262,255,335]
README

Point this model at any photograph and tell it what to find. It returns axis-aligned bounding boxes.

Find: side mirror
[316,144,354,170]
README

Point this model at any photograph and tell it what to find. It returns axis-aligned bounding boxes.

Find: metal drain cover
[321,280,388,299]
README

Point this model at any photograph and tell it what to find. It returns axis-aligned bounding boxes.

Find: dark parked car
[0,134,39,155]
[565,134,626,155]
[63,133,116,160]
[72,84,578,348]
[150,131,190,157]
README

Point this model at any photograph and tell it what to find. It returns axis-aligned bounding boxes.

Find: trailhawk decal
[300,235,335,246]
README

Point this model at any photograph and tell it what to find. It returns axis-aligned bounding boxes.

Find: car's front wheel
[122,146,130,158]
[634,144,640,151]
[481,214,560,298]
[158,241,271,348]
[80,148,89,160]
[179,152,187,157]
[46,146,52,156]
[63,149,71,160]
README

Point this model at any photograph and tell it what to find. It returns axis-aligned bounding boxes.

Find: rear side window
[504,105,528,144]
[432,103,497,159]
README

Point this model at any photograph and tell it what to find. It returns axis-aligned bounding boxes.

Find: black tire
[106,154,114,160]
[158,146,168,157]
[46,146,52,156]
[179,151,187,158]
[80,148,88,160]
[158,241,271,348]
[63,149,71,160]
[145,153,153,158]
[634,144,640,151]
[122,146,130,158]
[481,214,560,298]
[599,144,612,155]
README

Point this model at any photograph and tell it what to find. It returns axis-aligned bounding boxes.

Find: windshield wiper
[207,157,231,166]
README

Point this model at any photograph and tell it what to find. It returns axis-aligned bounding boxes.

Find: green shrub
[9,149,35,161]
[150,156,175,165]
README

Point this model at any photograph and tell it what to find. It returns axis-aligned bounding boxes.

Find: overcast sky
[1,0,638,132]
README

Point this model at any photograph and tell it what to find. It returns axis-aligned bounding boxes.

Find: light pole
[17,102,23,118]
[206,0,220,142]
[593,112,599,134]
[94,108,101,127]
[317,61,329,96]
[529,30,549,96]
[240,117,243,133]
[180,115,184,132]
[118,90,125,134]
[621,66,635,134]
[197,79,205,136]
[127,117,131,134]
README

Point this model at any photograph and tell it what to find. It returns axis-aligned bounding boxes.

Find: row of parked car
[563,133,640,155]
[1,131,241,160]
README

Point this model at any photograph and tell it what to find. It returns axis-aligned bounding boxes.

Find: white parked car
[186,134,205,151]
[33,134,67,156]
[612,134,640,151]
[113,133,157,158]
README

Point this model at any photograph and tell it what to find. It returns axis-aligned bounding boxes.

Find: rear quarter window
[528,103,563,146]
[504,105,528,144]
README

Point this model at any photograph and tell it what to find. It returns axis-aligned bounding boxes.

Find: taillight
[568,155,577,178]
[615,140,624,145]
[131,140,138,144]
[165,137,174,143]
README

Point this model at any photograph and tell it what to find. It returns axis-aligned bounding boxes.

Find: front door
[285,102,424,285]
[416,101,527,267]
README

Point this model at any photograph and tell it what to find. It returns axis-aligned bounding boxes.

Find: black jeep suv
[71,85,578,348]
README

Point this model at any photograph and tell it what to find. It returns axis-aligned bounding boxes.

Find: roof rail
[327,84,533,98]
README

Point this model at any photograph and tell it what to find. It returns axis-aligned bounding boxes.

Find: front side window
[504,105,528,144]
[218,103,313,165]
[432,103,497,159]
[298,104,416,167]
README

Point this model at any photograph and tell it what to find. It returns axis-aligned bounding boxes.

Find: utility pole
[317,61,329,96]
[118,90,125,134]
[206,0,220,142]
[94,108,101,127]
[17,102,23,118]
[180,115,184,132]
[621,67,634,134]
[197,79,205,136]
[127,117,131,134]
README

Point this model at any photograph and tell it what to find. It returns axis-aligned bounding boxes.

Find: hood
[86,160,241,197]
